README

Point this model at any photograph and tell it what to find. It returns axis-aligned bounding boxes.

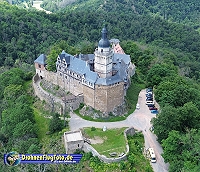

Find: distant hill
[41,0,200,28]
[132,0,200,28]
[1,0,200,79]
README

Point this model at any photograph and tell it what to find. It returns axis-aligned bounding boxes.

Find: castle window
[101,49,103,52]
[65,75,67,79]
[60,73,62,76]
[38,64,41,68]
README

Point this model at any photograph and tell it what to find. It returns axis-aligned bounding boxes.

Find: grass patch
[23,80,32,90]
[125,76,145,115]
[33,107,50,142]
[74,109,126,122]
[127,132,153,172]
[83,127,127,157]
[34,106,69,153]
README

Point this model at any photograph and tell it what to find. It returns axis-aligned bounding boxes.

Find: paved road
[35,79,168,171]
[69,89,169,172]
[32,1,52,14]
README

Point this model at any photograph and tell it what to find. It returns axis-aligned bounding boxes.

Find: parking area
[69,89,169,172]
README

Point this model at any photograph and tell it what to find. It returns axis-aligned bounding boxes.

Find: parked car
[149,107,157,110]
[149,126,154,132]
[147,104,155,107]
[146,98,153,101]
[136,103,140,110]
[146,101,154,105]
[151,110,159,114]
[146,92,153,96]
[146,88,153,93]
[146,93,153,97]
[147,148,156,163]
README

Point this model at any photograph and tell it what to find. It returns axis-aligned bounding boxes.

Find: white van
[136,103,140,109]
[146,101,154,105]
[148,148,156,163]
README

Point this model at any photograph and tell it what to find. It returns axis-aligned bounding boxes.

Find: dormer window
[57,57,61,63]
[38,64,41,68]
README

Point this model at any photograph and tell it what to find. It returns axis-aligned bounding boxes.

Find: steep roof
[59,50,74,64]
[68,57,98,83]
[113,53,130,65]
[84,67,98,83]
[34,54,46,65]
[98,27,110,48]
[68,58,87,75]
[96,73,122,85]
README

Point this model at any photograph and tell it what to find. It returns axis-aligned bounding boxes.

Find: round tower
[94,27,113,78]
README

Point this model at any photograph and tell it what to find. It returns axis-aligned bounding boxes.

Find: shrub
[91,127,96,131]
[79,103,84,109]
[49,113,63,133]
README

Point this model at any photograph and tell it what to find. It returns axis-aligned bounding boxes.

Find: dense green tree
[146,63,177,87]
[151,105,179,142]
[27,144,41,154]
[3,84,23,100]
[155,76,200,108]
[152,102,200,142]
[177,102,200,132]
[162,129,200,172]
[13,138,40,153]
[49,113,63,133]
[13,119,35,138]
[46,40,78,71]
[1,1,200,82]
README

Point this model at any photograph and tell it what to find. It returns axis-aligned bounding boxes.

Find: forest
[0,0,200,171]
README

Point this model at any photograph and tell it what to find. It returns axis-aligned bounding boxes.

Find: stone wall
[83,85,95,108]
[65,140,84,154]
[32,74,83,112]
[42,69,125,113]
[107,82,124,112]
[95,82,124,112]
[83,127,135,163]
[45,70,84,96]
[44,70,58,86]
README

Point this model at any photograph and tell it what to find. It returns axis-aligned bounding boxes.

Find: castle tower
[34,54,46,79]
[94,27,113,78]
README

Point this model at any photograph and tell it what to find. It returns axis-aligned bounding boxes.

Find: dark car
[147,104,155,107]
[149,107,157,110]
[146,92,153,95]
[146,88,153,93]
[151,110,159,114]
[146,92,153,97]
[146,93,153,97]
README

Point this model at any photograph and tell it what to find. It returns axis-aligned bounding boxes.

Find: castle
[34,27,135,113]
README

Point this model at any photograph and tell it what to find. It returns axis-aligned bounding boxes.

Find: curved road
[69,89,169,172]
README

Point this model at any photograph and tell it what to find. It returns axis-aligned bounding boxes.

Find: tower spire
[98,26,110,48]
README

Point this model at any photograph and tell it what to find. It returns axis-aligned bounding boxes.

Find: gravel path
[69,89,169,172]
[35,79,168,171]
